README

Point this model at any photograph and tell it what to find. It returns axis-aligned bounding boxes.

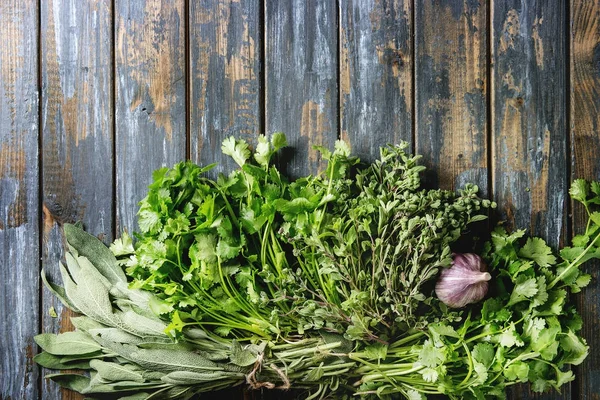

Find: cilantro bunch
[125,134,297,339]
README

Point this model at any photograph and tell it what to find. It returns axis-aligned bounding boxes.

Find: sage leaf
[41,267,79,312]
[130,348,221,373]
[70,316,108,332]
[117,393,151,400]
[230,341,258,367]
[83,380,165,394]
[62,260,120,327]
[161,370,244,385]
[90,332,138,360]
[137,341,192,351]
[90,359,145,383]
[35,332,101,355]
[60,351,105,363]
[65,252,83,283]
[76,254,112,289]
[34,352,91,370]
[64,223,126,284]
[89,328,145,345]
[118,310,168,338]
[46,373,90,392]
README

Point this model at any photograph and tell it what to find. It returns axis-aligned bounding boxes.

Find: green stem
[548,231,600,289]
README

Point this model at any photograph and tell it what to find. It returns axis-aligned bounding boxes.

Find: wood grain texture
[190,0,261,177]
[570,1,600,398]
[115,0,186,233]
[40,0,113,399]
[340,0,412,160]
[0,1,40,399]
[188,2,261,394]
[415,0,488,192]
[265,0,338,178]
[492,1,568,398]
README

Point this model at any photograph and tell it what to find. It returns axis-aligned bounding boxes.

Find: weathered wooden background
[1,0,599,399]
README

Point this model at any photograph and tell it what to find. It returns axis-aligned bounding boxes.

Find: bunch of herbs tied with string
[36,133,598,399]
[124,134,492,343]
[36,224,357,399]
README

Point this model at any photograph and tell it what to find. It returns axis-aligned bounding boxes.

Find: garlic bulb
[435,253,491,308]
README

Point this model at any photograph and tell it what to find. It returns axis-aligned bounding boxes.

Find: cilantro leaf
[254,135,271,168]
[560,330,589,365]
[216,239,241,260]
[472,361,488,385]
[405,389,425,400]
[531,276,548,307]
[420,367,439,383]
[221,136,250,167]
[569,179,589,203]
[417,340,446,368]
[519,237,557,267]
[507,276,538,306]
[531,323,560,360]
[498,324,524,348]
[591,181,600,197]
[138,209,162,234]
[363,343,388,361]
[270,132,287,152]
[472,343,495,367]
[503,361,529,382]
[590,211,600,226]
[110,232,134,256]
[554,369,575,389]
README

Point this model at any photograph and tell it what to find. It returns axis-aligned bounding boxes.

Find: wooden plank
[570,0,600,398]
[339,0,412,159]
[115,0,187,233]
[40,0,113,399]
[0,1,40,399]
[492,1,568,399]
[189,2,260,395]
[265,0,338,177]
[190,0,261,176]
[415,0,488,192]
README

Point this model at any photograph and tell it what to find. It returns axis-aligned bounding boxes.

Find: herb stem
[548,231,600,289]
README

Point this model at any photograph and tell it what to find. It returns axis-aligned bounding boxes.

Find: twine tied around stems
[246,353,291,390]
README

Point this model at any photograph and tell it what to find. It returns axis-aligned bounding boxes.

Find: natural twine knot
[246,353,291,390]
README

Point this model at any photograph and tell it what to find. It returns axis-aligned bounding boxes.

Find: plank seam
[410,0,416,155]
[565,0,577,398]
[486,0,493,203]
[488,1,495,206]
[111,0,117,238]
[336,0,341,141]
[37,0,43,395]
[260,0,266,137]
[185,0,191,160]
[565,0,573,242]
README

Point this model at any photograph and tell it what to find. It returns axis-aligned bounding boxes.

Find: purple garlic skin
[435,253,491,308]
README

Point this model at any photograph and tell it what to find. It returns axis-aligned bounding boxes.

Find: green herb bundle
[277,142,493,340]
[123,138,493,342]
[37,136,599,399]
[125,134,297,339]
[37,224,355,399]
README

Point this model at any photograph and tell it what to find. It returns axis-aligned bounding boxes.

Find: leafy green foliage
[37,222,357,399]
[352,178,600,398]
[278,142,494,339]
[125,136,296,339]
[37,141,600,400]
